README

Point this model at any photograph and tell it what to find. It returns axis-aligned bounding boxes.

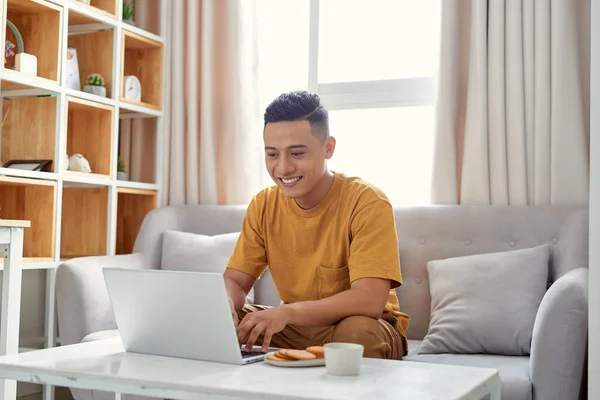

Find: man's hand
[229,297,239,328]
[237,306,293,353]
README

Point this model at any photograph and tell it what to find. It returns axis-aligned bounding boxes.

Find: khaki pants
[238,304,406,360]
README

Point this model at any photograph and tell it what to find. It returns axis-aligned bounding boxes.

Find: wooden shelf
[1,95,58,172]
[65,96,114,177]
[66,29,115,98]
[0,0,165,396]
[0,176,56,262]
[69,0,117,19]
[60,184,108,259]
[4,0,62,86]
[121,30,163,110]
[116,187,156,254]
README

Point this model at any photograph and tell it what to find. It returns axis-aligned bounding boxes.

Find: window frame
[307,0,436,110]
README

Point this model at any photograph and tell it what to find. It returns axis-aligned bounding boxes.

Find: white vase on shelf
[83,85,106,97]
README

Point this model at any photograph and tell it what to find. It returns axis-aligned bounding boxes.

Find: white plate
[263,355,326,368]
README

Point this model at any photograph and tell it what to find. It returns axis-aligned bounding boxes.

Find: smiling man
[223,90,410,359]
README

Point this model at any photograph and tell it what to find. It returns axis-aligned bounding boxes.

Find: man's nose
[276,156,294,174]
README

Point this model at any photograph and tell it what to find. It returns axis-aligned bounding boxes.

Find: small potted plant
[84,73,107,97]
[123,1,135,26]
[117,155,127,180]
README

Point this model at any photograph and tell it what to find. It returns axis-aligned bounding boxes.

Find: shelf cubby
[123,0,160,36]
[66,29,115,98]
[120,30,163,110]
[69,0,117,19]
[3,0,62,88]
[60,183,109,259]
[0,176,56,262]
[0,94,58,172]
[64,96,114,178]
[117,112,156,184]
[115,187,157,254]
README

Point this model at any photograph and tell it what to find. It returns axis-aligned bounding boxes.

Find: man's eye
[267,153,278,158]
[291,152,304,156]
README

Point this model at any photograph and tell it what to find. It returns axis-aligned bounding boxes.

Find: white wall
[590,1,600,399]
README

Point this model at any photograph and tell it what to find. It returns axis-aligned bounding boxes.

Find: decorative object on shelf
[5,40,15,60]
[84,73,107,97]
[123,1,135,25]
[63,153,70,171]
[117,156,127,180]
[123,75,142,102]
[75,0,92,5]
[68,154,92,173]
[5,19,37,76]
[2,159,52,171]
[65,48,81,91]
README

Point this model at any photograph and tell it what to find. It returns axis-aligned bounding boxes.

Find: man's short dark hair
[263,90,329,141]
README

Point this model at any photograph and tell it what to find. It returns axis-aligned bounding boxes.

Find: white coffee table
[0,337,501,400]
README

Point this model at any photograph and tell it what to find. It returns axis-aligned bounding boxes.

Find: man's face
[264,120,334,199]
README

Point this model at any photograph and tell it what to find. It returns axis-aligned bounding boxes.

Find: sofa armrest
[56,253,146,347]
[530,267,588,400]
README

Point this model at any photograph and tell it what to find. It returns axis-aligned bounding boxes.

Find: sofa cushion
[81,329,120,343]
[405,348,531,400]
[160,230,254,304]
[419,244,549,356]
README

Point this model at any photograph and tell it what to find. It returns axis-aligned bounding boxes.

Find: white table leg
[43,268,57,400]
[489,375,501,400]
[0,227,24,400]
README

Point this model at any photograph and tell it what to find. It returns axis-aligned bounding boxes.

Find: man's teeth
[282,177,301,184]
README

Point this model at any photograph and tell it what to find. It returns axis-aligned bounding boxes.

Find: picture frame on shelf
[2,159,52,171]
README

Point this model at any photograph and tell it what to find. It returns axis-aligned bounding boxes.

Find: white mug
[324,343,364,376]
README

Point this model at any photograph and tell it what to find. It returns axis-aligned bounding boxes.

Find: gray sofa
[56,205,589,400]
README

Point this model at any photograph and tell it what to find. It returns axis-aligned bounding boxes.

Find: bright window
[256,0,441,204]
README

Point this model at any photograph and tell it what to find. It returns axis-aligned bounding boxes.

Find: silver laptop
[102,267,269,365]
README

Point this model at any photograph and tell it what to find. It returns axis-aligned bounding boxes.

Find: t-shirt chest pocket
[317,264,351,299]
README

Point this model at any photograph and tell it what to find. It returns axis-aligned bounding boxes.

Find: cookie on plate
[274,350,296,360]
[267,353,293,362]
[277,349,316,360]
[306,346,325,359]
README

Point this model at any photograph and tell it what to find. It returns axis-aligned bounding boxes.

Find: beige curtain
[128,0,264,206]
[431,0,590,206]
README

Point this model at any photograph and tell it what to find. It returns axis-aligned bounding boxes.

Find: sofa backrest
[134,204,588,340]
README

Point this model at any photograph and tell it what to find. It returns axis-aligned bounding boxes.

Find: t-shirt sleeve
[348,199,402,289]
[226,194,268,279]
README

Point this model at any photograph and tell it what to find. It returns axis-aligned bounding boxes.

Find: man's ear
[324,136,336,159]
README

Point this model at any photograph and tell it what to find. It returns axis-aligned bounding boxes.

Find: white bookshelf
[0,0,166,398]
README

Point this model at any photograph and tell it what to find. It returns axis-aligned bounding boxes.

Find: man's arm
[224,192,268,311]
[237,276,392,351]
[224,268,257,312]
[281,277,390,326]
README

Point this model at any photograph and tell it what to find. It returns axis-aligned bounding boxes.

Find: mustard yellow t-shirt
[226,172,410,344]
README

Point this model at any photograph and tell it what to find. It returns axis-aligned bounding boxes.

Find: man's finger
[236,318,252,344]
[261,329,273,353]
[244,323,265,353]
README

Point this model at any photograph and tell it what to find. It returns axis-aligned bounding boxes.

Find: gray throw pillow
[161,230,254,304]
[418,244,550,356]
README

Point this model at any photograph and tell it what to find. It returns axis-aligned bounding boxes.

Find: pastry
[306,346,325,359]
[277,349,317,361]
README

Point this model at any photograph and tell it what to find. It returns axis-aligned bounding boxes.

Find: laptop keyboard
[241,350,265,359]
